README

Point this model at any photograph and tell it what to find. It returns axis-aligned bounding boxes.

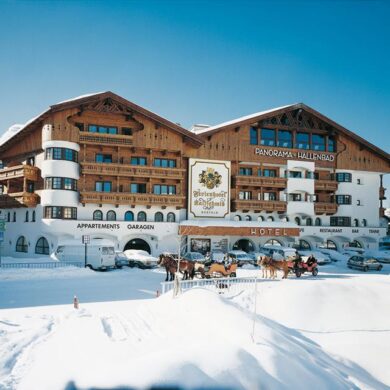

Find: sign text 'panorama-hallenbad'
[255,147,335,162]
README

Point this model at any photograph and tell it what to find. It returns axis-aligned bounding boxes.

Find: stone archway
[232,239,256,253]
[124,238,151,254]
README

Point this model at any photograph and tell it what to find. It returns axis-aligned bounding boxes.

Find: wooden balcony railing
[315,180,338,192]
[80,191,186,208]
[79,132,133,146]
[80,162,185,179]
[314,202,338,215]
[232,199,287,213]
[0,192,40,208]
[0,165,40,182]
[234,176,287,188]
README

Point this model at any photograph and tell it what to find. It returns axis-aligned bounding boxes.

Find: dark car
[115,251,129,268]
[347,255,383,272]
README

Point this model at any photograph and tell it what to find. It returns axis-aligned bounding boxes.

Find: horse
[269,259,290,279]
[158,254,195,281]
[257,256,276,279]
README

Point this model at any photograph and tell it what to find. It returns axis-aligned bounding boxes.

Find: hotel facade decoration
[0,92,388,257]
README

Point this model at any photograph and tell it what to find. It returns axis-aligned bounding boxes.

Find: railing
[79,131,133,146]
[314,202,338,215]
[232,199,287,212]
[0,165,40,182]
[0,192,40,208]
[0,261,83,269]
[161,276,258,296]
[80,191,186,207]
[235,176,287,188]
[80,162,185,179]
[315,180,338,192]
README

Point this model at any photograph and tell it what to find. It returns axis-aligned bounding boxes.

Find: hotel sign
[255,148,335,162]
[188,158,231,219]
[179,226,300,237]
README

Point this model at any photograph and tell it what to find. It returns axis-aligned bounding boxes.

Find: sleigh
[287,259,318,278]
[203,262,238,278]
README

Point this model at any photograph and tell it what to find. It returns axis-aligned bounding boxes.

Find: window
[263,192,276,201]
[357,199,362,206]
[257,216,264,222]
[32,210,36,222]
[328,136,336,152]
[95,154,112,163]
[44,177,77,191]
[277,130,292,148]
[131,183,147,193]
[335,173,352,182]
[239,191,251,200]
[295,217,301,225]
[45,147,78,162]
[312,134,325,151]
[167,212,176,222]
[93,210,103,220]
[315,217,321,226]
[234,215,241,221]
[250,127,258,145]
[88,125,118,134]
[353,218,359,227]
[296,132,310,149]
[106,210,116,221]
[25,211,29,222]
[125,211,134,221]
[122,127,133,136]
[130,157,147,165]
[27,156,35,166]
[288,193,302,201]
[362,219,367,227]
[267,216,274,222]
[154,158,176,168]
[35,237,49,255]
[155,212,164,222]
[260,128,276,146]
[262,169,276,177]
[289,171,302,178]
[330,217,351,227]
[244,215,252,221]
[16,236,28,253]
[326,240,337,250]
[0,184,3,195]
[137,211,147,221]
[75,122,84,132]
[13,212,16,222]
[153,185,176,195]
[95,181,112,192]
[7,212,10,222]
[44,206,77,220]
[335,195,352,205]
[306,217,313,226]
[239,167,252,176]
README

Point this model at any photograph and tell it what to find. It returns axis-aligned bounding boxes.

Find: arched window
[326,240,337,250]
[353,218,359,227]
[257,216,264,222]
[315,217,321,226]
[267,216,274,222]
[35,237,49,255]
[25,211,29,222]
[234,215,241,221]
[245,215,252,221]
[295,217,301,226]
[265,239,282,246]
[154,212,164,222]
[32,210,36,222]
[93,210,103,220]
[306,217,312,226]
[7,212,10,222]
[137,211,147,221]
[167,212,176,222]
[16,236,28,252]
[299,239,311,250]
[362,219,367,227]
[124,211,134,221]
[106,210,116,221]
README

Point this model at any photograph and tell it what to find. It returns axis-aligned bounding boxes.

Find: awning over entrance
[179,220,300,237]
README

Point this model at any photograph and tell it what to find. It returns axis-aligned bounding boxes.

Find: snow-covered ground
[0,261,389,389]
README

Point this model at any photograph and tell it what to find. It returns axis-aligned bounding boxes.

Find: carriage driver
[306,254,316,266]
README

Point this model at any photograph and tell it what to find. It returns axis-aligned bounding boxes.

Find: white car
[260,245,297,261]
[364,250,390,264]
[297,250,332,265]
[318,248,349,262]
[123,249,158,269]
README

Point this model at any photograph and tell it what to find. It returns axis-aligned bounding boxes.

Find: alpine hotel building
[0,92,388,257]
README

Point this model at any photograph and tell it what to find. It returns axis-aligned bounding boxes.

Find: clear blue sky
[0,0,389,203]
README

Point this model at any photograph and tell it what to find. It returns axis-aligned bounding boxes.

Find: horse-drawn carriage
[202,262,237,279]
[287,258,318,277]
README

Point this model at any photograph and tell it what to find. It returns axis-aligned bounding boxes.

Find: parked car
[210,251,225,263]
[182,252,206,262]
[115,251,129,268]
[318,248,348,262]
[347,255,383,271]
[248,252,267,264]
[227,250,255,266]
[298,250,332,265]
[364,250,390,264]
[260,246,297,261]
[123,249,158,269]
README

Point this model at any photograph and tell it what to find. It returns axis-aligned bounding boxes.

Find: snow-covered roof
[54,92,105,105]
[180,219,298,228]
[193,104,296,135]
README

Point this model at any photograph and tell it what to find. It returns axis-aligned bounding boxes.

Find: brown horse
[270,259,290,279]
[258,256,276,279]
[158,254,195,281]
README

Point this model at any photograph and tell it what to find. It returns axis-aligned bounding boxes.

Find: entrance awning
[179,220,300,237]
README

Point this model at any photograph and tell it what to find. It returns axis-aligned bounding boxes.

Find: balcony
[315,179,338,192]
[232,199,287,213]
[0,165,40,182]
[79,132,133,146]
[234,176,287,188]
[314,202,338,215]
[80,191,186,208]
[0,192,40,208]
[80,162,185,180]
